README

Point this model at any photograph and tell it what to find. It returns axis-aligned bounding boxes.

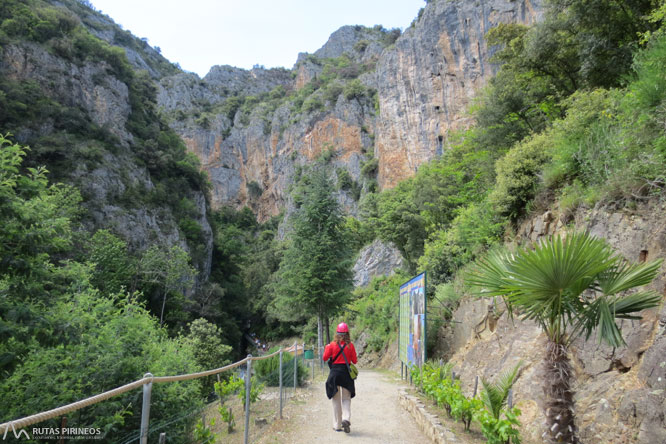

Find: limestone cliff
[157,0,542,220]
[374,0,541,188]
[0,0,213,281]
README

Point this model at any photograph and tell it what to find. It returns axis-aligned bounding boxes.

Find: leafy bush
[411,361,522,443]
[247,180,263,198]
[323,81,344,105]
[184,319,233,395]
[302,95,324,113]
[1,291,203,443]
[360,157,378,178]
[490,132,552,220]
[353,39,369,52]
[253,348,307,386]
[343,79,366,100]
[348,273,408,351]
[419,200,505,286]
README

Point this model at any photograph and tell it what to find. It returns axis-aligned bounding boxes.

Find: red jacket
[322,341,357,365]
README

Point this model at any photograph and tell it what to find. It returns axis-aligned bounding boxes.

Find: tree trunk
[543,340,578,444]
[324,317,330,344]
[160,284,167,326]
[317,313,323,352]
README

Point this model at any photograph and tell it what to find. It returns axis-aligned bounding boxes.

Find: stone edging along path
[398,389,462,444]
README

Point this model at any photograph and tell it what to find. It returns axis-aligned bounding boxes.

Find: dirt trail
[257,369,428,444]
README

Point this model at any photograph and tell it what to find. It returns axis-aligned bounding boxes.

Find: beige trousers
[331,386,352,429]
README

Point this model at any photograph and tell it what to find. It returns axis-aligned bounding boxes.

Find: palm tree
[468,232,662,444]
[480,361,522,422]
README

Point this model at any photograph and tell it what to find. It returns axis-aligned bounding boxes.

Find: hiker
[322,322,358,433]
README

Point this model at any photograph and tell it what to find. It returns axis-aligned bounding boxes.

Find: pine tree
[270,166,354,347]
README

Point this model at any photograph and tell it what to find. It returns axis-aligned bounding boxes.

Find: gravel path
[258,369,428,444]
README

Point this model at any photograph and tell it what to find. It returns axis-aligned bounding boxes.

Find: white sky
[89,0,426,78]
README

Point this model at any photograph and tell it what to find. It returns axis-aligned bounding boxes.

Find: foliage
[88,229,135,295]
[419,200,506,286]
[1,291,203,443]
[0,138,206,442]
[363,137,497,271]
[247,180,263,198]
[410,361,521,443]
[208,206,284,346]
[343,79,366,100]
[253,348,307,386]
[240,376,264,408]
[479,362,522,420]
[184,318,233,395]
[193,418,216,444]
[138,244,197,326]
[468,232,662,346]
[489,132,552,221]
[347,273,408,352]
[0,135,82,373]
[475,407,522,444]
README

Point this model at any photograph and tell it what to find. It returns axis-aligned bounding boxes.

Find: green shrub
[360,157,378,177]
[302,95,323,113]
[323,81,344,104]
[419,200,505,286]
[344,79,366,100]
[490,132,552,220]
[348,273,408,352]
[253,349,307,386]
[336,168,353,191]
[184,318,233,395]
[247,180,263,198]
[1,291,203,443]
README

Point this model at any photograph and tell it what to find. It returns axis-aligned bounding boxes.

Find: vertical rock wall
[374,0,541,188]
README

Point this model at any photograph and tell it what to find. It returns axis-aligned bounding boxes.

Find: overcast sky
[89,0,426,77]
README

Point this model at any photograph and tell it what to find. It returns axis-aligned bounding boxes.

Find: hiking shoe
[342,420,350,433]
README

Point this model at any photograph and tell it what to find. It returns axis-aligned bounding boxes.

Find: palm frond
[573,290,663,347]
[466,248,515,297]
[611,291,662,317]
[597,259,663,295]
[480,377,504,419]
[480,361,522,419]
[597,297,625,347]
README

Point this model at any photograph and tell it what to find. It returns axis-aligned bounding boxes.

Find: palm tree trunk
[543,340,578,443]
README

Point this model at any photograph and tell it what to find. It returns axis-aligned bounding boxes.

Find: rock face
[440,202,666,444]
[157,0,542,220]
[374,0,542,188]
[353,239,405,287]
[0,4,213,282]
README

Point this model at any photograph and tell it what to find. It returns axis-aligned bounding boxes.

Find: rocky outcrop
[353,239,405,287]
[0,37,213,281]
[156,0,543,219]
[440,202,666,444]
[158,62,374,219]
[374,0,542,188]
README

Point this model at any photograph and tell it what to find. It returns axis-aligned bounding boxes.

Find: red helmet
[337,322,349,333]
